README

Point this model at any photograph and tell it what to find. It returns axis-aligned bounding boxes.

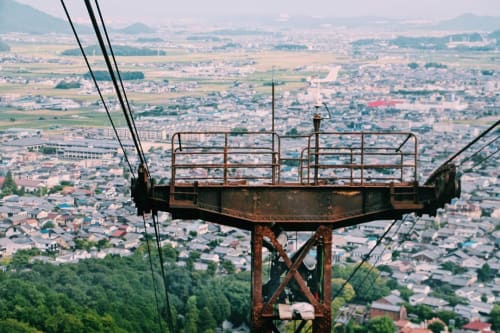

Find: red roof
[367,100,402,108]
[111,230,127,238]
[463,321,492,331]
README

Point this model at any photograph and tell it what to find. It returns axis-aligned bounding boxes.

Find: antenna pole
[271,68,276,184]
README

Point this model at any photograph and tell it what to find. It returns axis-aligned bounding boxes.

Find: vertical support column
[224,133,228,185]
[360,132,365,185]
[251,225,333,333]
[313,225,332,333]
[251,224,271,332]
[272,81,276,185]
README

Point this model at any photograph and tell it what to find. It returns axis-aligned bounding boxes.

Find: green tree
[333,263,389,303]
[367,316,395,333]
[398,286,413,302]
[199,307,216,333]
[222,260,236,274]
[230,127,248,136]
[490,304,500,332]
[206,261,217,276]
[0,319,43,333]
[184,296,199,333]
[477,263,493,282]
[42,221,55,229]
[1,170,17,196]
[331,278,355,301]
[428,321,445,333]
[162,244,177,261]
[441,262,467,275]
[222,273,250,325]
[408,62,419,69]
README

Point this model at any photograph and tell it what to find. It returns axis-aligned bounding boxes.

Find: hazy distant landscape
[0,0,499,332]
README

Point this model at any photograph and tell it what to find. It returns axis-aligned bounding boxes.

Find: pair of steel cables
[60,1,174,332]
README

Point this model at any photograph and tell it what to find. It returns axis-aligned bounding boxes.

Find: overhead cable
[60,0,135,177]
[437,119,499,169]
[142,215,166,333]
[93,0,150,177]
[83,0,148,171]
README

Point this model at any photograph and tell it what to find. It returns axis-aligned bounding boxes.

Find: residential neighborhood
[0,10,499,332]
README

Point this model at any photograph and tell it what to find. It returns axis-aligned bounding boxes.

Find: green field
[0,107,122,130]
[1,40,498,130]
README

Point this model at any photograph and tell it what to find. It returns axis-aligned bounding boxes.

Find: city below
[0,1,499,332]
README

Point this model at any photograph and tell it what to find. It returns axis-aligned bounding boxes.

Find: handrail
[170,131,418,186]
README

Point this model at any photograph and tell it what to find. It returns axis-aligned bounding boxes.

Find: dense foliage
[366,316,396,333]
[62,45,165,56]
[405,304,468,328]
[273,44,308,51]
[0,170,24,197]
[55,81,81,89]
[332,263,390,304]
[490,304,500,331]
[0,246,250,333]
[83,71,144,81]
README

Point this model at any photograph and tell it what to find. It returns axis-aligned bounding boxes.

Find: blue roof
[58,203,73,209]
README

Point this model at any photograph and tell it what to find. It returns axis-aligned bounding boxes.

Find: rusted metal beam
[251,225,333,332]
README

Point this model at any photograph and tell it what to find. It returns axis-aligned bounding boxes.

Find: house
[200,253,219,263]
[359,220,391,235]
[449,272,477,288]
[388,260,414,273]
[408,284,431,295]
[420,230,438,243]
[378,294,405,306]
[0,237,32,256]
[110,229,127,238]
[412,250,440,263]
[410,295,448,309]
[370,301,407,321]
[462,321,493,333]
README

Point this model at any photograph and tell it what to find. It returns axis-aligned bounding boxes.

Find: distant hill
[0,0,90,34]
[435,13,500,31]
[115,23,156,34]
[62,44,165,56]
[136,37,164,43]
[0,39,10,52]
[352,31,498,51]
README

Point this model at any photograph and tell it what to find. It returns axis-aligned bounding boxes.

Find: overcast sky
[16,0,500,25]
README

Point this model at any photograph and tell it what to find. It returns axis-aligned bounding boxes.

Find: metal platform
[133,129,460,333]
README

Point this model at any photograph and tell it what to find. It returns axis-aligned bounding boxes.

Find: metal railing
[171,131,279,185]
[300,132,418,185]
[170,131,418,186]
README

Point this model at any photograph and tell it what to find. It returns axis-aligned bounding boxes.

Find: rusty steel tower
[133,114,460,333]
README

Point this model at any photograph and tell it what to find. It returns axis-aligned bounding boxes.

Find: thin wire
[459,136,499,166]
[332,219,398,301]
[356,219,404,288]
[93,0,150,177]
[83,0,148,169]
[152,212,176,333]
[463,147,499,173]
[339,215,418,324]
[142,214,166,333]
[437,119,499,169]
[60,0,134,177]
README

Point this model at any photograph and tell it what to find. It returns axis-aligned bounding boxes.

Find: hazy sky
[16,0,500,25]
